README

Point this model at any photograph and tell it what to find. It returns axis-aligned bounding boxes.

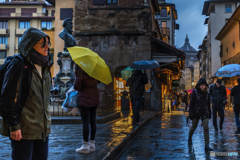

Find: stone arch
[114,65,128,78]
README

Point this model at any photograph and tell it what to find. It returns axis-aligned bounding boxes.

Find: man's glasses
[36,42,51,48]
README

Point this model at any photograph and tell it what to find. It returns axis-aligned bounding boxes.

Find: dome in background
[180,34,197,52]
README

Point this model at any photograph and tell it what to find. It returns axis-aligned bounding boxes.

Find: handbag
[62,86,79,114]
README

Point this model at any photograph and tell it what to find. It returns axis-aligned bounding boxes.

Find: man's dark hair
[237,78,240,84]
[216,79,222,84]
[62,18,72,27]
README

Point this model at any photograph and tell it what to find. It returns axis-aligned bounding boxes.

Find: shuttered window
[107,0,117,4]
[19,21,30,29]
[0,8,15,17]
[41,21,52,29]
[21,8,37,17]
[60,8,73,20]
[0,50,7,59]
[0,37,7,44]
[0,21,8,29]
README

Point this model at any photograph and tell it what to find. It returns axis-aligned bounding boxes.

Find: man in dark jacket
[209,79,227,132]
[0,28,52,160]
[130,70,148,125]
[126,71,134,113]
[230,78,240,134]
[183,91,189,111]
[188,78,213,151]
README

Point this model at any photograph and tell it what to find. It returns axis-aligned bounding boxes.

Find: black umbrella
[130,60,160,70]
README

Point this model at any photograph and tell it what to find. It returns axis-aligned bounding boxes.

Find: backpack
[0,54,24,119]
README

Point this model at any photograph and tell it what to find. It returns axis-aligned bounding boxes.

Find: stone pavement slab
[119,110,240,160]
[0,110,160,160]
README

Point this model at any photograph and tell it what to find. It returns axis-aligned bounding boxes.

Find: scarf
[28,49,50,67]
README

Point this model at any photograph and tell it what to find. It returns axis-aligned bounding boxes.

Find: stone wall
[74,0,156,110]
[75,35,151,72]
[75,0,152,34]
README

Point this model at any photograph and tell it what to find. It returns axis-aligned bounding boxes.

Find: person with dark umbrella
[130,70,148,125]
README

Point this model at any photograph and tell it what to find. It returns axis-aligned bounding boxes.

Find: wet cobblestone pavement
[0,111,158,160]
[119,110,240,160]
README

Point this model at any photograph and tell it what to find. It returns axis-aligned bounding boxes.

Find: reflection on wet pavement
[119,110,240,160]
[0,111,158,160]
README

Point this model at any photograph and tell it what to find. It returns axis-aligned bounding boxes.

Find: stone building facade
[72,0,160,111]
[46,0,185,113]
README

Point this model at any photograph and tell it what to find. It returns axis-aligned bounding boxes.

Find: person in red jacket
[74,64,100,154]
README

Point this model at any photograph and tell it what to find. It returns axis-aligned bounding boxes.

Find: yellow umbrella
[67,46,112,85]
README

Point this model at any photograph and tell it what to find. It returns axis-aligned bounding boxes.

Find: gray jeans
[189,118,209,144]
[165,100,171,113]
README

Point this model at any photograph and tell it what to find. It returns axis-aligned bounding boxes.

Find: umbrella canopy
[121,67,134,81]
[187,89,194,93]
[130,60,160,70]
[67,46,112,85]
[215,64,240,77]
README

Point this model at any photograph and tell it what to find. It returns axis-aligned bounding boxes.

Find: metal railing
[50,90,117,117]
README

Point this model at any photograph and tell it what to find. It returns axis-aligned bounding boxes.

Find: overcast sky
[167,0,207,50]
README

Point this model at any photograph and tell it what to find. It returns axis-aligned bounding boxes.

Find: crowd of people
[164,78,240,152]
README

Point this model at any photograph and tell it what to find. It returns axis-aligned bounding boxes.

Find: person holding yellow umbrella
[68,46,112,154]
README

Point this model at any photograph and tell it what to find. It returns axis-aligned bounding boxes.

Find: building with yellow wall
[216,5,240,88]
[0,0,55,73]
[46,0,75,77]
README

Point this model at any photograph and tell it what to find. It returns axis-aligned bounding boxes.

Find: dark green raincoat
[0,27,52,140]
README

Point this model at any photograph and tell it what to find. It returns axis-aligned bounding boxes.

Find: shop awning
[151,36,185,70]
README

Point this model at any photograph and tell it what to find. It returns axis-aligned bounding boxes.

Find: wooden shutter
[93,0,105,5]
[0,8,15,17]
[60,8,73,20]
[21,8,37,17]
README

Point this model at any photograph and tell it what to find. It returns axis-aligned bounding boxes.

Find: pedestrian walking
[164,90,173,113]
[183,91,189,111]
[230,78,240,134]
[74,64,100,154]
[209,79,227,132]
[0,27,53,160]
[130,70,148,125]
[173,92,178,110]
[188,78,213,151]
[126,72,134,113]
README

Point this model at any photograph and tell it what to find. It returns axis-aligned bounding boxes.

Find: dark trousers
[235,111,240,127]
[189,118,209,144]
[212,106,225,130]
[185,102,188,111]
[11,137,49,160]
[130,95,134,113]
[79,106,97,142]
[132,96,143,123]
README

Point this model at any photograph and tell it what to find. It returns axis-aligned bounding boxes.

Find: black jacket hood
[18,27,50,57]
[195,78,208,88]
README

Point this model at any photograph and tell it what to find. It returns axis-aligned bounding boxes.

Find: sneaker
[76,140,90,154]
[89,140,95,152]
[215,128,218,132]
